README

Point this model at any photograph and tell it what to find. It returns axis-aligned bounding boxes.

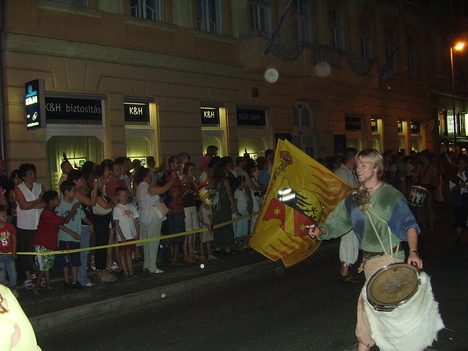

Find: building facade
[1,0,467,189]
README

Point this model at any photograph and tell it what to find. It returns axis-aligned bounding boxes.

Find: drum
[408,186,427,207]
[366,262,420,312]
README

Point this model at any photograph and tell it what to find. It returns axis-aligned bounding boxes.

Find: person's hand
[88,224,94,235]
[308,226,324,239]
[71,202,81,212]
[408,251,423,269]
[71,232,81,240]
[12,252,17,259]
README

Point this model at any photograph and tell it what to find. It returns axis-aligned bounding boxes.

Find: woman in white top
[134,167,173,274]
[14,164,45,290]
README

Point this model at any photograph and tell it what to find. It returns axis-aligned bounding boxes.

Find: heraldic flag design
[249,139,353,267]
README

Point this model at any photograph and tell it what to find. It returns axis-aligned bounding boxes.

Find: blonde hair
[356,149,384,178]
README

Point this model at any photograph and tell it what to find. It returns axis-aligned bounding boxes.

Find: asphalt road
[35,232,468,351]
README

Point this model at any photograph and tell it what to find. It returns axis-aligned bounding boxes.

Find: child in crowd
[113,187,140,279]
[33,190,79,295]
[233,175,250,250]
[57,181,92,291]
[199,145,218,173]
[0,205,18,297]
[197,183,217,262]
[198,200,217,262]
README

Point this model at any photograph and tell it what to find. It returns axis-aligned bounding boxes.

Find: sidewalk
[17,247,274,332]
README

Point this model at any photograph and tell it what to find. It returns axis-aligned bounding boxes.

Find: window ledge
[194,30,237,44]
[124,16,178,32]
[37,0,101,18]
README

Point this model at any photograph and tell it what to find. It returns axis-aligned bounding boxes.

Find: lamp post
[450,42,465,152]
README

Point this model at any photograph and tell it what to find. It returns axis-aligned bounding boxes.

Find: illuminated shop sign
[345,117,362,132]
[46,97,102,124]
[25,79,46,129]
[236,109,266,126]
[124,102,150,124]
[201,107,220,125]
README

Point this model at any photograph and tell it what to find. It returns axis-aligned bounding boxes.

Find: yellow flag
[249,139,353,267]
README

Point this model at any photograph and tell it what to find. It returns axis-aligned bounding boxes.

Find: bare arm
[114,220,127,242]
[406,227,423,269]
[14,186,44,210]
[224,179,237,214]
[57,225,81,240]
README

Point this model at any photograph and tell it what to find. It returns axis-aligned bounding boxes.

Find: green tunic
[318,183,419,257]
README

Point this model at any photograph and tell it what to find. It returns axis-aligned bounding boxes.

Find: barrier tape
[0,211,260,256]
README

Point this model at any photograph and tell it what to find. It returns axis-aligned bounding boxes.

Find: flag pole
[262,0,292,57]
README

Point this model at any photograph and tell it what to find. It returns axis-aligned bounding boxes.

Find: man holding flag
[308,149,444,351]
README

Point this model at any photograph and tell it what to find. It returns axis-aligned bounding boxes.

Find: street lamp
[450,42,465,152]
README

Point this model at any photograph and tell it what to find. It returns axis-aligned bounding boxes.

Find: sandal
[84,282,96,287]
[23,279,34,290]
[207,255,218,261]
[338,275,359,284]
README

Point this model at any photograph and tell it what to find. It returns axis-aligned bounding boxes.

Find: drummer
[309,149,423,351]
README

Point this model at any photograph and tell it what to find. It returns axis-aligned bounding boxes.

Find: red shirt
[164,171,185,216]
[34,209,66,250]
[105,177,128,201]
[0,223,16,253]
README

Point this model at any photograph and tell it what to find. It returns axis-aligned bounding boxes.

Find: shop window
[347,138,362,151]
[197,0,223,34]
[47,136,103,191]
[330,8,345,51]
[371,118,381,133]
[398,139,405,152]
[372,138,381,151]
[49,0,88,6]
[410,121,421,135]
[251,0,271,33]
[238,137,267,160]
[127,136,151,162]
[397,120,405,134]
[411,139,421,153]
[131,0,163,22]
[294,0,312,43]
[202,136,222,158]
[460,113,467,136]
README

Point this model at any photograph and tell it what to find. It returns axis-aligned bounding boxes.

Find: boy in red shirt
[33,191,79,294]
[0,205,18,297]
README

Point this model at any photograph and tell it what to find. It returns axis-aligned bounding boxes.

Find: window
[49,0,88,6]
[384,27,397,74]
[197,0,223,34]
[130,0,163,22]
[294,0,312,42]
[251,0,271,33]
[359,18,372,60]
[293,102,311,127]
[330,8,345,51]
[407,33,418,79]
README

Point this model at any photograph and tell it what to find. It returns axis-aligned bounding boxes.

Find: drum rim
[366,262,420,310]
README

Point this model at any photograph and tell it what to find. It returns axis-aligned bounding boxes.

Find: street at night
[35,208,468,351]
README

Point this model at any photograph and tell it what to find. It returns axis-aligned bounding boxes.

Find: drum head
[367,263,420,310]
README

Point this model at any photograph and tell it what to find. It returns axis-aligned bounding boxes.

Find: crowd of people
[0,147,275,298]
